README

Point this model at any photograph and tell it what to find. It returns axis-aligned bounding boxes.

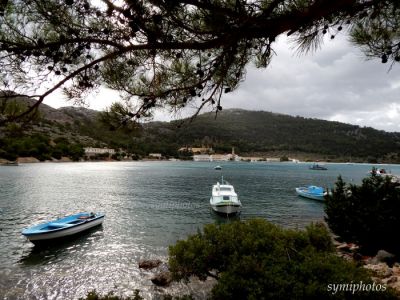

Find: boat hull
[22,214,104,244]
[210,202,241,215]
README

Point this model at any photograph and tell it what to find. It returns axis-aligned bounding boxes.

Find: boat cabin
[212,183,238,202]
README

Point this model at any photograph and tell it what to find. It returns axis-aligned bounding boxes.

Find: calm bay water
[1,161,399,299]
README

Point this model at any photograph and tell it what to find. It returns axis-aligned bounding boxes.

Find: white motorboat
[210,177,241,215]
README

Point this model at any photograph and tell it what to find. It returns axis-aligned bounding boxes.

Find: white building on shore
[193,148,241,162]
[84,147,116,156]
[193,154,213,161]
[178,146,214,154]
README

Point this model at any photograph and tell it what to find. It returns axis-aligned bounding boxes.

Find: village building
[178,146,214,154]
[192,147,241,162]
[84,147,116,157]
[193,154,213,161]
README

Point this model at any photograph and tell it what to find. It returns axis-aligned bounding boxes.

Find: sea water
[0,161,396,299]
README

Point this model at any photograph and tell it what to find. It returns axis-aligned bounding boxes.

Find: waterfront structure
[266,158,280,162]
[192,147,241,162]
[241,157,264,162]
[210,154,230,161]
[193,154,213,161]
[84,147,116,156]
[178,146,213,154]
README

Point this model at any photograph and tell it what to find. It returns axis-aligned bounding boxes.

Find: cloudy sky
[44,34,400,132]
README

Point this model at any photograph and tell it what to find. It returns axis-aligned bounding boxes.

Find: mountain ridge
[2,97,400,163]
[159,109,400,161]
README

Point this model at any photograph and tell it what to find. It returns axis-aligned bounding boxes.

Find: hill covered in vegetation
[165,109,400,162]
[1,99,400,163]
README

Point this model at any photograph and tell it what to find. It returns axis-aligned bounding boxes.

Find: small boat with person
[369,168,400,183]
[210,176,242,215]
[1,161,19,166]
[370,168,390,176]
[22,212,105,244]
[295,185,329,201]
[309,163,327,170]
[214,165,222,170]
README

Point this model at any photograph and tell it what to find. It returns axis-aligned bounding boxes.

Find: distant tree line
[0,134,84,161]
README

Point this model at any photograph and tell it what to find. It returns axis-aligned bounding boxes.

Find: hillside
[0,97,104,161]
[162,109,400,161]
[1,97,400,162]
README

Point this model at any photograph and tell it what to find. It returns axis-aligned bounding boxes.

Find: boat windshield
[220,187,232,191]
[309,186,324,193]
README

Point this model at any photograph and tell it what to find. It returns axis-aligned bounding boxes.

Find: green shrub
[325,173,400,255]
[169,219,397,299]
[280,155,289,162]
[0,148,17,161]
[51,148,63,160]
[80,290,143,300]
[80,290,192,300]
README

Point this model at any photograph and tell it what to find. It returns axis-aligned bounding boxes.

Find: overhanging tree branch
[0,0,398,126]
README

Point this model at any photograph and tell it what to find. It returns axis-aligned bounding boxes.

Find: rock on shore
[17,157,40,163]
[151,271,173,286]
[335,242,400,292]
[138,259,162,270]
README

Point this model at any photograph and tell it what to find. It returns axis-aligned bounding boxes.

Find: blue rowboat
[295,186,328,201]
[22,212,105,244]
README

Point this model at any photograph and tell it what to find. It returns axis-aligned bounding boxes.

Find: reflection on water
[19,226,104,266]
[210,210,241,225]
[0,161,397,299]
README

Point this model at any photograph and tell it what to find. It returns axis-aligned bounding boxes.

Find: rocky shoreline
[0,156,73,164]
[138,259,216,299]
[0,157,175,164]
[138,243,400,299]
[334,241,400,292]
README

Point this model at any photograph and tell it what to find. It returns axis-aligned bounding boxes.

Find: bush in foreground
[80,290,193,300]
[169,219,397,299]
[80,290,143,300]
[325,173,400,255]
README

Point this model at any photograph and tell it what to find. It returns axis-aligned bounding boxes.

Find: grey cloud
[222,35,400,132]
[45,35,400,132]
